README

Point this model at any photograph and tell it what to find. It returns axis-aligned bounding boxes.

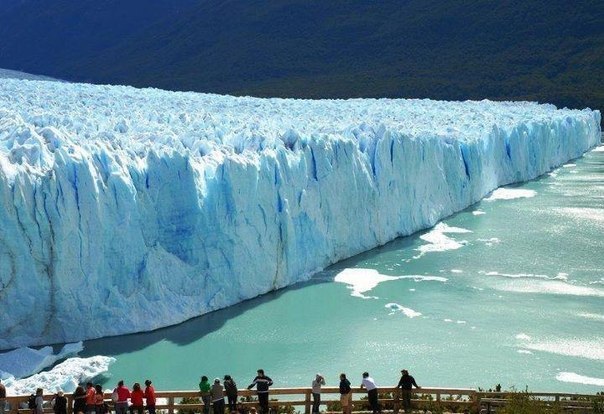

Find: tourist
[94,385,105,414]
[211,378,225,414]
[311,374,325,414]
[72,386,87,414]
[360,372,380,414]
[52,391,67,414]
[338,373,352,414]
[199,376,212,414]
[130,383,145,414]
[85,383,96,414]
[397,369,420,413]
[0,378,6,414]
[247,369,273,414]
[34,388,44,414]
[144,380,156,414]
[113,380,131,414]
[223,375,238,412]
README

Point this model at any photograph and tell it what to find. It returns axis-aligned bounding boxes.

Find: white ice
[415,223,471,257]
[0,77,600,349]
[0,342,82,379]
[2,356,115,395]
[484,188,537,201]
[334,269,401,299]
[385,303,422,318]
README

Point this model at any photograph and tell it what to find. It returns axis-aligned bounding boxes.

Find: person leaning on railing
[247,369,273,414]
[396,370,420,413]
[338,373,352,414]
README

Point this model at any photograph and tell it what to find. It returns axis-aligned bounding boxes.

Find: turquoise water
[81,146,604,393]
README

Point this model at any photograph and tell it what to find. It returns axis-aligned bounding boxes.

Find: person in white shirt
[360,372,380,414]
[311,374,325,414]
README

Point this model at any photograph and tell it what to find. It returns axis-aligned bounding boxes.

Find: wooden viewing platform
[3,386,602,414]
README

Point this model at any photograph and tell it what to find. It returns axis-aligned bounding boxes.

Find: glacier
[0,78,600,350]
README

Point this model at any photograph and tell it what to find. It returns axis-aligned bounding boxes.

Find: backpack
[28,395,37,409]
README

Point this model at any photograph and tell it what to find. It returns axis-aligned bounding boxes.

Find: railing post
[393,389,400,414]
[304,390,311,414]
[168,396,174,414]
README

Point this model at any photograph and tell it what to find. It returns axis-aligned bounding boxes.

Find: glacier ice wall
[0,79,600,349]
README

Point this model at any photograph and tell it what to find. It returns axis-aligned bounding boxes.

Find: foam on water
[334,269,446,298]
[556,372,604,387]
[484,188,537,201]
[472,210,486,215]
[494,280,604,297]
[521,338,604,360]
[385,303,422,318]
[577,312,604,321]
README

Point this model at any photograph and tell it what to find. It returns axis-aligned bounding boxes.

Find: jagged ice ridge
[0,78,600,349]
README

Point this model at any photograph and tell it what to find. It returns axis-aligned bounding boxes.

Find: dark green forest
[0,0,602,117]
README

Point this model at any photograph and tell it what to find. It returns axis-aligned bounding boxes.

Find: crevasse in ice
[0,78,600,349]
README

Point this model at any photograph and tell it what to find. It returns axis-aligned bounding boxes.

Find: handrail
[3,386,601,414]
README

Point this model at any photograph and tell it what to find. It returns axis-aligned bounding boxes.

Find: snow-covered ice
[1,356,114,395]
[556,372,604,386]
[0,342,82,379]
[0,78,600,349]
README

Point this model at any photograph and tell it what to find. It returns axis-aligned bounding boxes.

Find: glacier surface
[0,78,600,349]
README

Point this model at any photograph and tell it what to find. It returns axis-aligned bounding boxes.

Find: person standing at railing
[73,386,87,414]
[144,380,156,414]
[247,369,273,414]
[311,374,325,414]
[396,369,420,413]
[52,391,67,414]
[113,380,131,414]
[360,372,381,414]
[211,378,225,414]
[0,378,6,414]
[130,383,145,414]
[223,375,238,413]
[199,376,212,414]
[338,373,352,414]
[85,383,96,414]
[34,388,44,414]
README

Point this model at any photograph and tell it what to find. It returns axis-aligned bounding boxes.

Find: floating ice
[484,188,537,201]
[477,237,500,246]
[556,372,604,386]
[515,333,531,340]
[0,77,600,349]
[0,342,83,379]
[472,210,486,215]
[335,269,401,299]
[385,303,422,318]
[517,350,533,354]
[2,356,115,395]
[415,223,471,257]
[593,146,604,152]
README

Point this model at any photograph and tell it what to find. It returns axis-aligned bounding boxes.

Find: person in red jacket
[130,383,144,414]
[144,380,156,414]
[113,380,131,414]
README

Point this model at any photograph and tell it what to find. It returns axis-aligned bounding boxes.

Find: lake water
[81,146,604,393]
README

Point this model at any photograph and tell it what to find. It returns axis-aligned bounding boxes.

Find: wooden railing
[3,387,601,414]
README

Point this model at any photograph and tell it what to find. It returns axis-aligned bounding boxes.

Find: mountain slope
[0,0,602,113]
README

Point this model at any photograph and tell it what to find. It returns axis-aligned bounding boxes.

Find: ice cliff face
[0,78,600,349]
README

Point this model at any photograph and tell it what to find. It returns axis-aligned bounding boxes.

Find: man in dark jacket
[397,370,420,413]
[247,369,273,414]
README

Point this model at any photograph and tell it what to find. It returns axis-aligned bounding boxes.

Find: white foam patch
[415,223,471,257]
[451,269,463,274]
[523,338,604,360]
[516,333,531,340]
[477,237,500,246]
[385,303,422,318]
[481,271,567,281]
[334,269,447,298]
[484,188,536,201]
[517,350,533,354]
[472,210,486,216]
[0,342,83,379]
[562,163,576,168]
[592,146,604,152]
[2,356,115,395]
[495,280,604,297]
[577,312,604,321]
[556,372,604,386]
[334,268,401,299]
